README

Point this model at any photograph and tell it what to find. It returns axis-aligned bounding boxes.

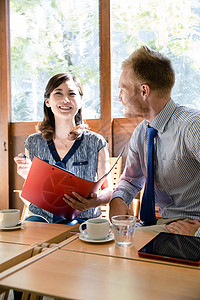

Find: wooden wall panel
[10,122,38,210]
[10,120,101,137]
[112,117,143,169]
[10,135,29,210]
[99,0,112,154]
[0,0,10,209]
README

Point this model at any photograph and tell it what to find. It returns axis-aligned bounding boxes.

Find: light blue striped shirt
[112,99,200,236]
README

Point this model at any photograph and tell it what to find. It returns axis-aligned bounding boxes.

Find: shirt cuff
[195,227,200,237]
[111,188,133,206]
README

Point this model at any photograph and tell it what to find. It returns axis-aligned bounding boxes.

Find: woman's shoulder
[83,129,106,142]
[25,132,43,142]
[24,132,46,148]
[82,130,107,152]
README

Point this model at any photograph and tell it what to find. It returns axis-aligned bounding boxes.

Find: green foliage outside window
[10,0,200,121]
[112,0,200,117]
[10,0,100,122]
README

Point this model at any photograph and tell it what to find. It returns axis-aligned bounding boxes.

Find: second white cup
[0,209,20,227]
[79,218,110,240]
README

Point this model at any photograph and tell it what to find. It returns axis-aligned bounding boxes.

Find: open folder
[21,148,124,220]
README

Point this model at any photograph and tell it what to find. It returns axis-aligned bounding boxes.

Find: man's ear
[45,98,50,107]
[140,84,150,99]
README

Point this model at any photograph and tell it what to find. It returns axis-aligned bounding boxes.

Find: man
[109,46,200,237]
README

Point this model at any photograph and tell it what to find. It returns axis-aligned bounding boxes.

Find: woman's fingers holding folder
[63,192,101,211]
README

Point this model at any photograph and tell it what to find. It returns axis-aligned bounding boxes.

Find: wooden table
[0,221,79,274]
[62,230,200,270]
[0,250,199,300]
[62,230,157,260]
[0,242,31,273]
[0,222,199,300]
[0,221,79,246]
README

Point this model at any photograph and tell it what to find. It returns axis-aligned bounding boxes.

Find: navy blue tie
[140,126,158,226]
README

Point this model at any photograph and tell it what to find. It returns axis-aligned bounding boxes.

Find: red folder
[21,149,124,220]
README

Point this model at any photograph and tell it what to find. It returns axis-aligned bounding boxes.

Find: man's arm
[109,197,133,220]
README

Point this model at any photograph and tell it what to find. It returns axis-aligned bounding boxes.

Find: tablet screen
[138,232,200,265]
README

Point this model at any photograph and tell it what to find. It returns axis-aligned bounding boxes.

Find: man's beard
[125,102,145,118]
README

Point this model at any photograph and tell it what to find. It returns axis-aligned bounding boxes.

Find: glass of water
[111,215,136,247]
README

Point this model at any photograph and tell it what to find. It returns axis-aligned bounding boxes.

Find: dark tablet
[138,232,200,266]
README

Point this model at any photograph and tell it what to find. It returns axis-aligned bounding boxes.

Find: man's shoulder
[128,121,147,150]
[173,105,200,125]
[132,120,147,136]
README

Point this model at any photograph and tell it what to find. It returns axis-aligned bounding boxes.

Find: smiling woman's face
[45,79,82,120]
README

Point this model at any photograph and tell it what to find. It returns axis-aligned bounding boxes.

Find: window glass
[10,0,100,122]
[112,0,200,117]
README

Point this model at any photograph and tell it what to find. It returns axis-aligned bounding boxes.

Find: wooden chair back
[14,190,30,221]
[100,156,122,220]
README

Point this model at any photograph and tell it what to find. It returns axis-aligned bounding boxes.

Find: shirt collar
[148,98,177,133]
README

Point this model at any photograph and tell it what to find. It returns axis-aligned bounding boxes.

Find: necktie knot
[148,126,157,140]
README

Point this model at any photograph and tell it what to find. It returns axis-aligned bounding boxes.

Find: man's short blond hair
[122,46,175,97]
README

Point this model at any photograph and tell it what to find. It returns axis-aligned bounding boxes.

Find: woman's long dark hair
[36,73,87,140]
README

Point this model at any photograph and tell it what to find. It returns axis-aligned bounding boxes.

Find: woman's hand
[63,192,101,211]
[14,153,32,179]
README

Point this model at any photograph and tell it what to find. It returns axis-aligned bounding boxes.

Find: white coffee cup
[79,218,110,240]
[0,209,20,227]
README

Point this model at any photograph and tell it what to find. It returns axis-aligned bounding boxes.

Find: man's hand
[63,192,100,211]
[109,197,133,221]
[166,219,200,236]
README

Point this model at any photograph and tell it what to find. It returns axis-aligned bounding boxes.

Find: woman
[14,73,112,224]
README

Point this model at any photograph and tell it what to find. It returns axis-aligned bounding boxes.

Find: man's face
[118,69,145,118]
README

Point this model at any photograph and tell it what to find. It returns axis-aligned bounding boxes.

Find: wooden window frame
[0,0,10,209]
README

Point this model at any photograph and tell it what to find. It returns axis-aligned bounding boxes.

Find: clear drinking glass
[111,215,136,247]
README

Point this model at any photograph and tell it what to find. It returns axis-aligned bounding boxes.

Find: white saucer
[0,221,24,231]
[79,233,114,243]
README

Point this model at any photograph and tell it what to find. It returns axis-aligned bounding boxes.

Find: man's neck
[145,95,171,123]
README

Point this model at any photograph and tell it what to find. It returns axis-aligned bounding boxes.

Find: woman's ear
[45,98,50,107]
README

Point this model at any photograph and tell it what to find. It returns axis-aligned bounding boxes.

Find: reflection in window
[10,0,100,122]
[112,0,200,118]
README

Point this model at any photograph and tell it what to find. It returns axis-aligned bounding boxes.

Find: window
[10,0,100,122]
[112,0,200,117]
[10,0,200,121]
